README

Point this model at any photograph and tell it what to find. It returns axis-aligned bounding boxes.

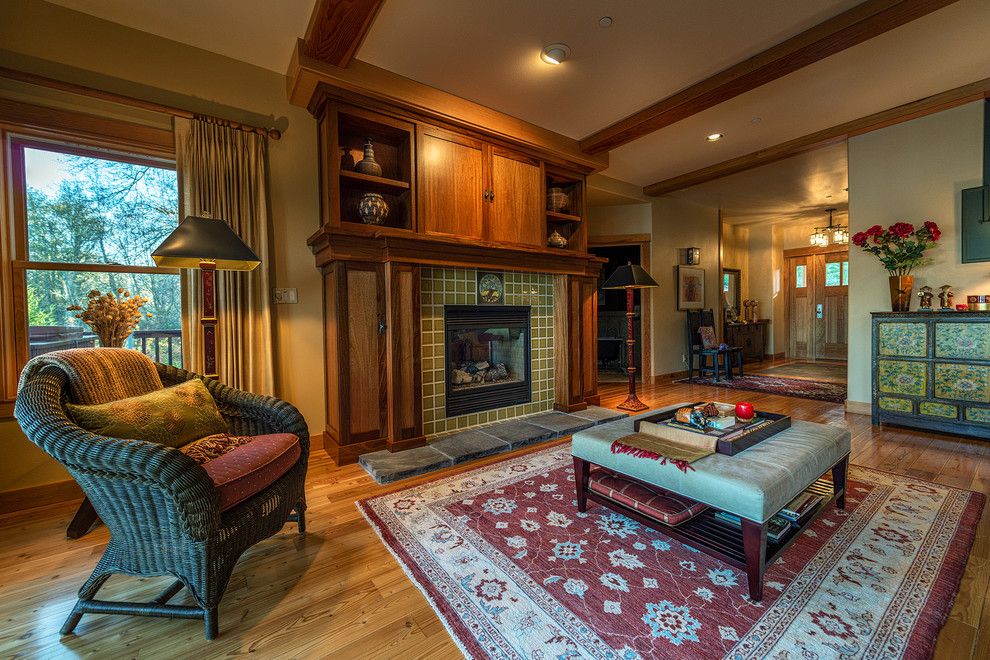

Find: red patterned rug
[675,374,847,403]
[358,444,983,659]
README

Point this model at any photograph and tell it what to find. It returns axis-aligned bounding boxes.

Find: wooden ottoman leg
[741,518,767,602]
[573,456,590,513]
[833,455,849,510]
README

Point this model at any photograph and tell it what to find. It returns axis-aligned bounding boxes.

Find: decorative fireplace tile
[420,267,555,436]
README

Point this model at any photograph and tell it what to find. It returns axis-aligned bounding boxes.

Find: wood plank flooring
[0,381,987,659]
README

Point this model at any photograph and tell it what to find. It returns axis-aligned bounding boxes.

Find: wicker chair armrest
[156,364,310,461]
[15,367,220,539]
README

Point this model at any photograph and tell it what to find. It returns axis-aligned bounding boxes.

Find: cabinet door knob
[489,189,495,201]
[378,319,386,335]
[482,189,490,201]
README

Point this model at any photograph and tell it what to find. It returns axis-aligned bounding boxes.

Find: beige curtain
[174,116,275,395]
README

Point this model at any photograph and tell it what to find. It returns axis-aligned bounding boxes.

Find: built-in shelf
[339,169,411,190]
[546,210,582,223]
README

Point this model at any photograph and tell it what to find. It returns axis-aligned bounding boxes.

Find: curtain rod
[0,66,282,140]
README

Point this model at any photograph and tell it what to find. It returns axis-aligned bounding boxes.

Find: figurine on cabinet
[918,285,934,310]
[938,284,954,310]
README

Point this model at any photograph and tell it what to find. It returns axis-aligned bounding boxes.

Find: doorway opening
[589,240,651,384]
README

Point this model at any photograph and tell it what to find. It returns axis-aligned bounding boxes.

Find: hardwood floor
[0,381,987,658]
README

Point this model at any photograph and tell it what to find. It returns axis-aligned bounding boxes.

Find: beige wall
[0,1,324,492]
[650,197,721,376]
[587,204,652,237]
[847,101,985,403]
[720,223,750,305]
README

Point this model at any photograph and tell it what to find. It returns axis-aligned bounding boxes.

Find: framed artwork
[677,266,705,310]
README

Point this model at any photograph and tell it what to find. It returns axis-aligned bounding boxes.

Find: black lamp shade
[602,263,659,290]
[152,215,261,271]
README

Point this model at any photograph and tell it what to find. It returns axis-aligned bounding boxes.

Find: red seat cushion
[202,433,301,511]
[589,468,708,526]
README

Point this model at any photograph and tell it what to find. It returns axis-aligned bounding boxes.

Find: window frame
[0,105,178,416]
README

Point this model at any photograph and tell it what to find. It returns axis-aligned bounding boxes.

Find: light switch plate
[273,288,298,304]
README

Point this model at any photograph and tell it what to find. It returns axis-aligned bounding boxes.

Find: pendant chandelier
[809,207,848,247]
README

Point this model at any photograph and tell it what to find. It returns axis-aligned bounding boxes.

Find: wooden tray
[634,402,791,456]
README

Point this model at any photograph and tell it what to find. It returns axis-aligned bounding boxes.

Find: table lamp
[602,263,659,412]
[151,215,260,379]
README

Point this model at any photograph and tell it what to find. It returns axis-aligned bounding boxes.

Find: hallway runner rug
[675,374,847,403]
[358,444,983,659]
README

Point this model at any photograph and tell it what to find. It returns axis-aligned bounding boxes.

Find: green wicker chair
[14,350,309,640]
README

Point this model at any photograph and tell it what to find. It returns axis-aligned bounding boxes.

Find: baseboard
[0,479,83,515]
[845,400,871,416]
[652,370,689,384]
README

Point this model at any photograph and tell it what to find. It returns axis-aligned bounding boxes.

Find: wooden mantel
[308,224,605,276]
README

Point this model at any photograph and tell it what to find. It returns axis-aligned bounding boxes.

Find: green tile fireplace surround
[872,311,990,439]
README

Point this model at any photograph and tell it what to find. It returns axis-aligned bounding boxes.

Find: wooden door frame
[782,244,849,361]
[588,234,653,384]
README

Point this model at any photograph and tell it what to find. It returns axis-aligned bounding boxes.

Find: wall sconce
[684,247,701,265]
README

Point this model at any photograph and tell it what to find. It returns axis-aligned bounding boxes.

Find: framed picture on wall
[677,266,705,310]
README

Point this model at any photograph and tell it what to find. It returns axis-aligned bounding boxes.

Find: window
[13,141,182,366]
[825,260,849,287]
[795,264,807,288]
[842,260,849,286]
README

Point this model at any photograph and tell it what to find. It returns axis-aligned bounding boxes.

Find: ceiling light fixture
[809,207,848,247]
[541,43,570,65]
[706,133,723,142]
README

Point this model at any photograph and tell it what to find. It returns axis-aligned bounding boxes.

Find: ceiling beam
[579,0,960,155]
[642,77,990,196]
[304,0,384,68]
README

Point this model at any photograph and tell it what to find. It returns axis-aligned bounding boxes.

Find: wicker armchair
[14,351,309,640]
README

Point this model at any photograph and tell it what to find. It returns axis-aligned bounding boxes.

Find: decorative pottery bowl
[547,228,568,248]
[547,187,570,213]
[358,192,389,225]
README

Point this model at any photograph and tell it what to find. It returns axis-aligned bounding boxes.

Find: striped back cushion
[23,348,164,404]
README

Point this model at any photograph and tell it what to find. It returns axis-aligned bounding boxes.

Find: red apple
[735,402,755,422]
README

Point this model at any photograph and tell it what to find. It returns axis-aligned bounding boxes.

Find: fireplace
[445,305,531,416]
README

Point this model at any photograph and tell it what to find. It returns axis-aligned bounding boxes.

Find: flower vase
[889,275,914,312]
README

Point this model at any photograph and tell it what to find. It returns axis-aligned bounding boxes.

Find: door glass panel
[842,261,849,285]
[825,262,841,287]
[795,264,806,288]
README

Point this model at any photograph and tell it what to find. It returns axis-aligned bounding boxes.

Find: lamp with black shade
[602,263,659,412]
[151,215,261,379]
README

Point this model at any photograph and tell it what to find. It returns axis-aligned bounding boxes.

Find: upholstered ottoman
[571,405,851,600]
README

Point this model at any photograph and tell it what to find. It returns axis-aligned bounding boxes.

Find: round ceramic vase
[358,192,389,225]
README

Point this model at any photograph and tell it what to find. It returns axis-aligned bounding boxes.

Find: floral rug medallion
[358,444,983,659]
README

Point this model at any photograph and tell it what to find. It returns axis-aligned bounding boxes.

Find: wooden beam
[580,0,960,155]
[286,41,609,172]
[643,76,990,196]
[304,0,384,68]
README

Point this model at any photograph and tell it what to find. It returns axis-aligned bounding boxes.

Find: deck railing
[29,327,182,368]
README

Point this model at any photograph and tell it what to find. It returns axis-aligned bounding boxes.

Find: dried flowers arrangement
[67,288,153,348]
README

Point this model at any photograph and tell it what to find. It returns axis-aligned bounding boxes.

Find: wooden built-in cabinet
[310,92,603,462]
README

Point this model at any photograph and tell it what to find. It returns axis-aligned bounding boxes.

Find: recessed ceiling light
[599,16,613,27]
[541,43,570,65]
[706,133,723,142]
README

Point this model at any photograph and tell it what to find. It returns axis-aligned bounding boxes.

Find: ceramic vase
[358,192,389,225]
[547,229,568,248]
[547,187,569,213]
[889,275,914,312]
[354,138,382,177]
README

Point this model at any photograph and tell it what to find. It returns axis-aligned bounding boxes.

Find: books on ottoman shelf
[778,491,823,523]
[714,511,793,543]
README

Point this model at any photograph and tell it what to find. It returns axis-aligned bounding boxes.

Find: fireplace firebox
[445,305,531,416]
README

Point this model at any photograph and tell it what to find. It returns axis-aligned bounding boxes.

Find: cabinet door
[418,128,484,240]
[488,148,543,247]
[339,262,388,444]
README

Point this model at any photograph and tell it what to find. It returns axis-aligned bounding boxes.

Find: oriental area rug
[675,374,847,403]
[358,444,983,659]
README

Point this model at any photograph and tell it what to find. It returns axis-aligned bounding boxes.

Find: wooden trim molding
[588,234,652,247]
[304,0,384,68]
[644,75,990,196]
[286,41,608,172]
[580,0,960,155]
[845,400,872,415]
[782,244,850,258]
[0,479,83,515]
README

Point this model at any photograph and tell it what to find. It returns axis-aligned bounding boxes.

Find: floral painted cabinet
[872,311,990,439]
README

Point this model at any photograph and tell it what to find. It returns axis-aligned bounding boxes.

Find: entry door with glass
[787,251,848,360]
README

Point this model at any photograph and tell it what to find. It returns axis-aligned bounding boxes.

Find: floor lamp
[602,262,658,412]
[151,215,261,379]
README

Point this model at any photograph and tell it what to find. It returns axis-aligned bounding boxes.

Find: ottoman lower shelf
[573,455,848,601]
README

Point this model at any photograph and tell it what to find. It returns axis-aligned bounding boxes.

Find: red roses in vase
[851,220,941,312]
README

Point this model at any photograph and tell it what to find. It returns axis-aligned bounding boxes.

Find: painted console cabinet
[872,311,990,439]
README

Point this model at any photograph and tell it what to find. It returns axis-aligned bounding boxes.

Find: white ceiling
[669,142,849,225]
[45,0,317,72]
[358,0,860,139]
